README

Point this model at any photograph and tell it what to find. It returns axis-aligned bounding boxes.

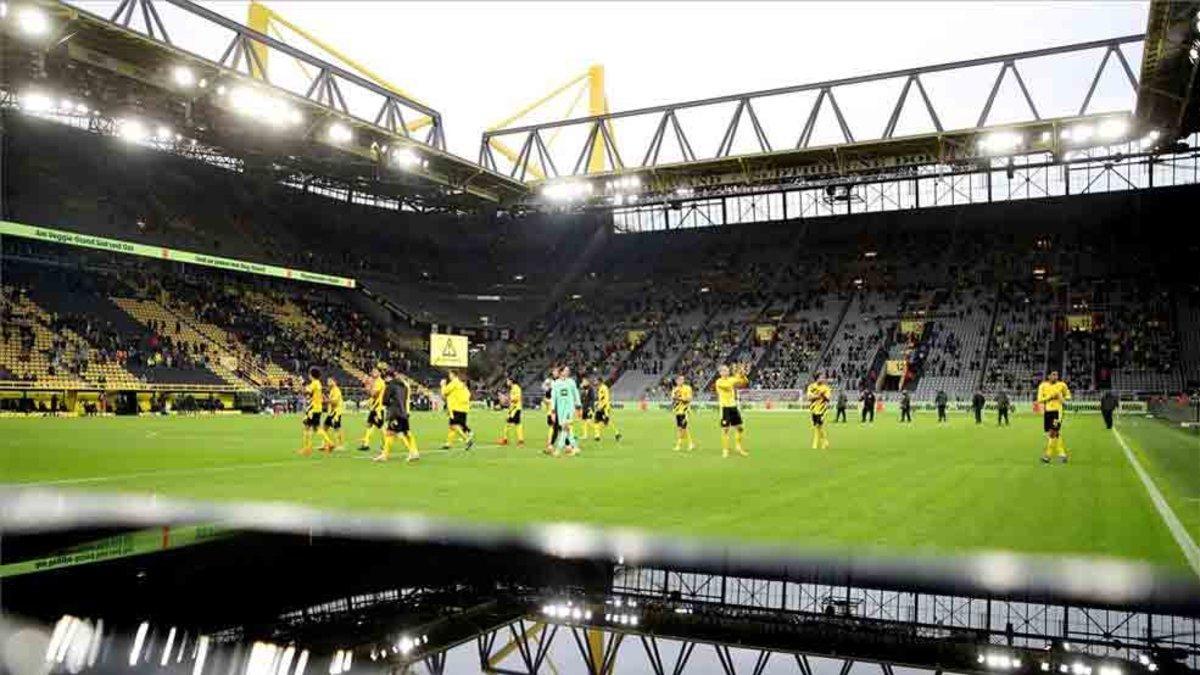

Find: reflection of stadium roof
[4,490,1198,674]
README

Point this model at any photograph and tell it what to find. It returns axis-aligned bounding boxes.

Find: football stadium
[1,0,1200,673]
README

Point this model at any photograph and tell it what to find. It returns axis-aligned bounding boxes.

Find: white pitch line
[1112,427,1200,578]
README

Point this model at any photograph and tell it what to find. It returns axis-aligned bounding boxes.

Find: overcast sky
[77,1,1149,162]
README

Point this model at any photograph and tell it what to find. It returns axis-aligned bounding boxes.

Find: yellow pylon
[486,65,610,179]
[245,1,434,132]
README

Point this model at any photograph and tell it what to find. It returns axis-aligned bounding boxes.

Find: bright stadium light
[16,5,50,36]
[1190,42,1200,65]
[543,180,593,201]
[18,90,53,113]
[118,118,150,143]
[392,146,426,170]
[155,125,174,141]
[1062,125,1094,143]
[1097,118,1128,140]
[172,65,197,89]
[227,86,303,128]
[326,122,353,144]
[979,131,1022,154]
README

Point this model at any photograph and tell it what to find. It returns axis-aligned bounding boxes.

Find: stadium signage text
[0,220,357,288]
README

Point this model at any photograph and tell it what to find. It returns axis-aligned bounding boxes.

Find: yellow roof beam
[246,1,434,133]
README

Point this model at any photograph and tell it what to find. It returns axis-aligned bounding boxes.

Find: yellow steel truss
[487,65,611,179]
[245,1,434,132]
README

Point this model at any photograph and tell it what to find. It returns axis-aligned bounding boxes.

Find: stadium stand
[4,116,1199,405]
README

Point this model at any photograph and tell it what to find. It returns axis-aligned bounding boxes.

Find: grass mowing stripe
[1112,426,1200,578]
[6,459,308,487]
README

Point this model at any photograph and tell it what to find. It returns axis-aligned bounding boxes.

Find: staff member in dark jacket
[972,391,985,424]
[860,389,876,423]
[996,391,1011,426]
[899,391,913,422]
[373,371,419,463]
[1100,391,1118,429]
[935,390,949,422]
[835,392,848,422]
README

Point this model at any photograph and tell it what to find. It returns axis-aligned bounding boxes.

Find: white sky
[78,1,1150,162]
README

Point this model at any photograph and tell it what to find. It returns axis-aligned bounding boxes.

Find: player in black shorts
[579,376,597,440]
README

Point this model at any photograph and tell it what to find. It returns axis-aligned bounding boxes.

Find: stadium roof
[0,0,530,211]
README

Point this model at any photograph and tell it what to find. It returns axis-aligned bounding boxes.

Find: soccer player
[549,365,582,457]
[594,377,620,442]
[323,376,345,450]
[440,370,475,450]
[298,367,324,456]
[498,376,525,446]
[670,374,695,451]
[714,364,749,458]
[373,370,419,463]
[1037,371,1072,463]
[579,376,597,440]
[806,374,832,450]
[542,370,557,450]
[358,368,386,452]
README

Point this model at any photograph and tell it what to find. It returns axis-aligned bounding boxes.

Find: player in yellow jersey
[440,370,476,451]
[298,367,326,456]
[714,364,750,458]
[323,377,345,451]
[1037,370,1072,463]
[498,376,525,446]
[670,374,695,451]
[805,373,833,450]
[358,368,386,452]
[592,378,621,442]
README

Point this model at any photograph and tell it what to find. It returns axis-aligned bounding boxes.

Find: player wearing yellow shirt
[298,367,325,456]
[1037,371,1072,463]
[592,379,621,442]
[670,374,695,452]
[805,374,832,450]
[440,370,476,450]
[714,364,750,458]
[358,369,386,452]
[498,377,525,446]
[323,377,345,451]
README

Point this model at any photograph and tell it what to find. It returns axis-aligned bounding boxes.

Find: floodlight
[979,131,1022,154]
[0,2,7,19]
[1096,119,1128,140]
[1063,125,1093,143]
[392,147,425,170]
[118,119,150,143]
[16,5,50,36]
[155,125,173,141]
[172,66,197,88]
[326,122,353,143]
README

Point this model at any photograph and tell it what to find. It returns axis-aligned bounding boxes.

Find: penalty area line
[1112,427,1200,579]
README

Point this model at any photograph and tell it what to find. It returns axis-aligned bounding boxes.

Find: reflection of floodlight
[118,119,150,143]
[327,122,353,143]
[1190,42,1199,65]
[172,66,197,88]
[19,90,53,113]
[17,6,50,36]
[1097,118,1128,140]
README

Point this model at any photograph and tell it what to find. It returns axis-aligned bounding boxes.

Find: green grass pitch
[1,408,1194,570]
